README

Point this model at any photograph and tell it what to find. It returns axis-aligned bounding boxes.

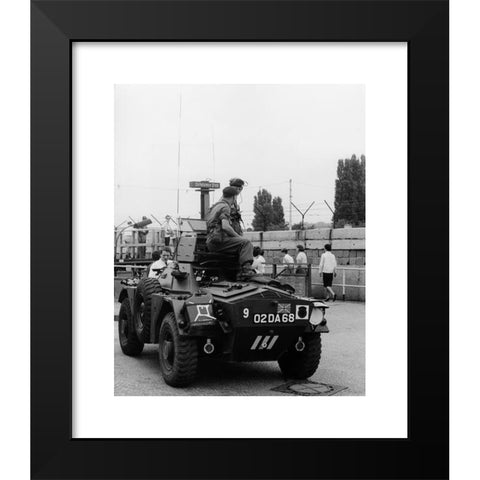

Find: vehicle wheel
[118,298,144,356]
[278,334,321,379]
[134,278,162,343]
[158,312,198,387]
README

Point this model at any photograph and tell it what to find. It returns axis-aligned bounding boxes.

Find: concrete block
[262,240,299,250]
[262,230,297,241]
[332,239,366,250]
[344,268,365,285]
[306,239,330,250]
[244,232,261,242]
[332,227,365,240]
[305,229,331,240]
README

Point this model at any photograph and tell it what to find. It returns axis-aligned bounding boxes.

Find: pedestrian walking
[319,243,337,301]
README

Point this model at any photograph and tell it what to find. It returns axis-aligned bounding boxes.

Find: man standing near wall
[319,243,337,301]
[281,248,295,274]
[295,244,308,274]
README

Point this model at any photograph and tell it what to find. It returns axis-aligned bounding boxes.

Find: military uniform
[206,199,253,267]
[229,177,246,235]
[230,199,243,235]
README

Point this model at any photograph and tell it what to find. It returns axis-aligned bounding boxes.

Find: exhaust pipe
[295,337,305,352]
[203,339,215,354]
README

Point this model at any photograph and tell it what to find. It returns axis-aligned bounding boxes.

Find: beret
[229,177,245,187]
[222,186,239,198]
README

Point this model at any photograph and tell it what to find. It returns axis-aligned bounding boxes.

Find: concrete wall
[244,227,365,266]
[244,227,365,301]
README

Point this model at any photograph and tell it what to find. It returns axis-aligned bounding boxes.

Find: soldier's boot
[236,262,256,281]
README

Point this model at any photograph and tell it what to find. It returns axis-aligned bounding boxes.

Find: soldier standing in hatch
[229,177,246,235]
[206,186,255,279]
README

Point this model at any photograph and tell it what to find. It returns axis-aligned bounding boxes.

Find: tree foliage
[271,196,286,230]
[333,154,366,227]
[252,189,287,231]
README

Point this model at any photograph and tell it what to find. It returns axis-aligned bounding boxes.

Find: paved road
[114,301,365,396]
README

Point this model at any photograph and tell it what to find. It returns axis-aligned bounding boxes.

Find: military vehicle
[117,218,329,387]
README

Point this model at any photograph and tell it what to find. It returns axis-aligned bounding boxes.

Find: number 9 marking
[243,308,250,318]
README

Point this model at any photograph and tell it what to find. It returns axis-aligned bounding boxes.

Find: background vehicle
[117,219,329,387]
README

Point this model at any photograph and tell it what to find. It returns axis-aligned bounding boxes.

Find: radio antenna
[176,92,182,217]
[211,124,216,202]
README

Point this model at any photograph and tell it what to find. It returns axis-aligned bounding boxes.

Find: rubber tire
[158,312,198,387]
[118,298,144,356]
[278,333,322,379]
[134,278,162,343]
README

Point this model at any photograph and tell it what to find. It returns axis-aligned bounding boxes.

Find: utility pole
[211,125,216,203]
[291,201,315,230]
[289,179,292,230]
[324,200,335,228]
[176,92,182,217]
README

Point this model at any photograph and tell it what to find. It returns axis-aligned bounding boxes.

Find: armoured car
[117,219,329,387]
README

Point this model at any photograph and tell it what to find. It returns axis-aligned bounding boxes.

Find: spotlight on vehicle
[133,218,152,228]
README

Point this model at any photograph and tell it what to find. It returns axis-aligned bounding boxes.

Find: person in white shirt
[148,247,173,278]
[252,246,266,274]
[281,248,294,273]
[295,244,308,274]
[147,250,161,277]
[319,243,337,301]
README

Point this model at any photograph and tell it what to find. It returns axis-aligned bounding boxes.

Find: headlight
[309,307,325,326]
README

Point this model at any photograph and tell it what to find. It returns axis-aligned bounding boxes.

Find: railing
[311,266,365,301]
[271,264,313,297]
[113,262,365,301]
[114,227,167,260]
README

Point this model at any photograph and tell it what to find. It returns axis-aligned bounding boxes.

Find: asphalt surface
[114,301,365,396]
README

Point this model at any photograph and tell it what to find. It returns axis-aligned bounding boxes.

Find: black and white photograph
[114,84,366,396]
[21,0,456,478]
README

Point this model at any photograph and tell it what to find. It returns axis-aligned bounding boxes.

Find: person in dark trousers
[229,177,246,235]
[137,216,149,258]
[205,186,254,279]
[319,243,337,301]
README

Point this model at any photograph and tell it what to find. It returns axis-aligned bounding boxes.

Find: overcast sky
[114,84,365,228]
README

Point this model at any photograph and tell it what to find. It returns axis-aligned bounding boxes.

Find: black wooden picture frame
[31,1,448,479]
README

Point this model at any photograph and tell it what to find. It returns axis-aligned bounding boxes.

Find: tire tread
[158,312,198,387]
[278,334,322,379]
[118,298,144,356]
[135,278,162,343]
